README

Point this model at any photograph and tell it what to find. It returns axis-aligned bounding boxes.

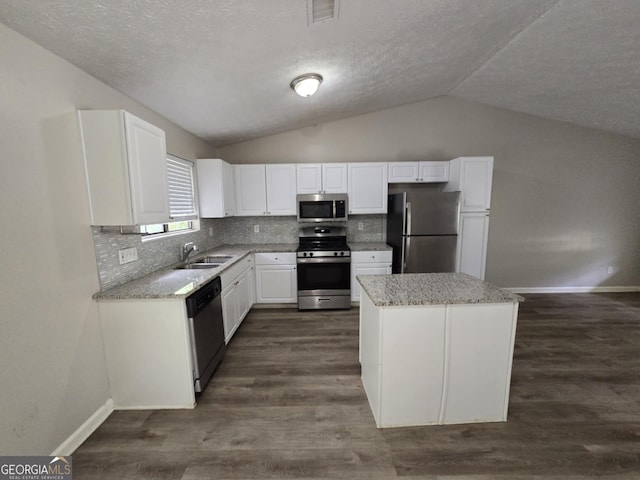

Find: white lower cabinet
[97,299,196,409]
[220,255,255,343]
[351,251,392,302]
[457,212,490,280]
[254,252,297,303]
[359,293,519,428]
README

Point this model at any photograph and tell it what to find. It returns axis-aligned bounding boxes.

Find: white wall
[219,96,640,289]
[0,23,217,455]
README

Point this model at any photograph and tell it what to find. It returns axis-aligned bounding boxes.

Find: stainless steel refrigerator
[386,190,461,273]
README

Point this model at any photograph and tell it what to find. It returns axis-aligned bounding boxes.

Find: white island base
[358,273,521,428]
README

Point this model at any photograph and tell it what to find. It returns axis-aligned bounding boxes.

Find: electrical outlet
[254,225,260,233]
[118,247,138,265]
[607,266,614,274]
[358,222,364,231]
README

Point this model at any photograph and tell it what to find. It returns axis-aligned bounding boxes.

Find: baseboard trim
[504,286,640,294]
[50,398,114,456]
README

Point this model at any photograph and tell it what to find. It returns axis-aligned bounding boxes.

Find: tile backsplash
[92,214,385,291]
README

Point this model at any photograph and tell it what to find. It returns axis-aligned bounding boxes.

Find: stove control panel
[297,250,351,258]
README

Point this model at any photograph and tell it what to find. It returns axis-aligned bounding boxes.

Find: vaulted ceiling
[1,0,639,146]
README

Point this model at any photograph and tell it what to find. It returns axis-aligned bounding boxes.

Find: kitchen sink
[175,263,221,270]
[196,255,234,264]
[174,255,234,270]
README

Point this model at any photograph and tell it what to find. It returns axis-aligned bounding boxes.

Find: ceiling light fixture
[290,73,323,97]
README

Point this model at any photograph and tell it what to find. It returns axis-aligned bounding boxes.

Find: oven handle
[297,257,351,264]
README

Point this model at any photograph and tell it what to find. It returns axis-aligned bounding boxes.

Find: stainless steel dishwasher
[186,277,225,393]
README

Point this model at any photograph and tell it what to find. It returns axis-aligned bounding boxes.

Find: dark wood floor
[73,293,640,479]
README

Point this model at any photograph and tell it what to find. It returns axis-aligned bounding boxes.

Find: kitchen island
[357,272,523,428]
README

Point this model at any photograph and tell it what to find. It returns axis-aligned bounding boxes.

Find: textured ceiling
[1,0,639,146]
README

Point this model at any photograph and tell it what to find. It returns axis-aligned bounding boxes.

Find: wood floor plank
[72,292,640,479]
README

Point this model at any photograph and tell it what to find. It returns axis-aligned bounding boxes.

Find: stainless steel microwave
[297,193,348,223]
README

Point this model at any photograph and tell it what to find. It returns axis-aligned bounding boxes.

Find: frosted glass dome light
[290,73,323,97]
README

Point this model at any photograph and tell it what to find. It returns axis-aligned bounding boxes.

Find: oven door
[297,257,351,293]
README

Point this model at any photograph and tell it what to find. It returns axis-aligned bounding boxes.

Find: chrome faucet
[182,242,198,263]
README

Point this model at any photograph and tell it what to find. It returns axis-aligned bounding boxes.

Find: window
[167,155,198,220]
[141,155,198,238]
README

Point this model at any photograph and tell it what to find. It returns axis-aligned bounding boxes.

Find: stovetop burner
[297,225,350,257]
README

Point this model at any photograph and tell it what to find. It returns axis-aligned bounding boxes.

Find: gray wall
[219,96,640,289]
[0,23,217,455]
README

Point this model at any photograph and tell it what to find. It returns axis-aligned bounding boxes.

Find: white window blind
[167,155,197,220]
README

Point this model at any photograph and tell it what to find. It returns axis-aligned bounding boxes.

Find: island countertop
[357,272,524,306]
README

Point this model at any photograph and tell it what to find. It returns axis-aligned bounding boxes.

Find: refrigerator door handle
[405,201,412,236]
[403,236,410,273]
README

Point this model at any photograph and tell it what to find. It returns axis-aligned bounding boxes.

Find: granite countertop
[348,242,392,252]
[357,272,524,306]
[94,243,298,300]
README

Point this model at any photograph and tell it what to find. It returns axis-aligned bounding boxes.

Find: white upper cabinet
[265,164,297,215]
[196,158,236,218]
[235,165,268,216]
[296,163,347,194]
[419,162,450,183]
[388,161,449,183]
[348,162,388,214]
[235,164,296,216]
[78,110,169,226]
[322,164,348,193]
[444,157,494,212]
[296,164,322,194]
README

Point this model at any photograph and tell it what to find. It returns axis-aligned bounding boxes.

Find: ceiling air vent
[307,0,339,24]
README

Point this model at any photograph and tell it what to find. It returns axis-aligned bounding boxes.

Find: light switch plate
[119,247,138,265]
[254,225,260,233]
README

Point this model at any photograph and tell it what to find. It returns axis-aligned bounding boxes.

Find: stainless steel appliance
[297,226,351,310]
[297,193,348,223]
[386,190,461,273]
[185,277,225,393]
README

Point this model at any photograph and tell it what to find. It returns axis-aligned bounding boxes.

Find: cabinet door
[222,161,236,216]
[457,212,490,280]
[443,303,517,424]
[236,267,254,324]
[235,165,267,216]
[221,284,239,344]
[419,162,449,183]
[388,162,419,183]
[255,265,297,303]
[460,158,493,211]
[197,158,231,218]
[348,163,388,214]
[322,163,348,193]
[265,164,297,215]
[123,112,170,225]
[351,264,392,301]
[297,164,323,194]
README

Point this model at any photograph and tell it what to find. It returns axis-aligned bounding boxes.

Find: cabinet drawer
[352,251,392,264]
[254,252,296,265]
[220,255,253,289]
